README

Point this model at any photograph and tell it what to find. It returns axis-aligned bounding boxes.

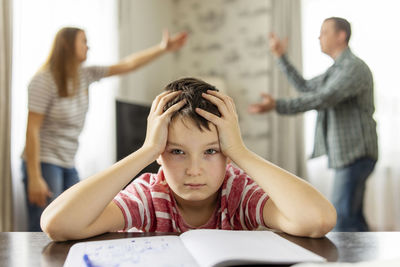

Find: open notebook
[64,229,326,267]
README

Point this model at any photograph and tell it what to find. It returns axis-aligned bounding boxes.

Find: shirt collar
[335,47,351,64]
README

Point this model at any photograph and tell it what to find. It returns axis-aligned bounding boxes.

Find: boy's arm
[230,150,336,238]
[196,90,336,238]
[41,91,185,241]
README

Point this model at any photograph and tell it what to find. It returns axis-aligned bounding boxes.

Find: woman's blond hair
[41,27,83,97]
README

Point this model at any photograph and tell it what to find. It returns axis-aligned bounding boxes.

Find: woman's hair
[41,27,83,97]
[163,77,221,131]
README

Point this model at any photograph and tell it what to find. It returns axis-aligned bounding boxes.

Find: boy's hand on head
[143,91,185,157]
[196,90,246,158]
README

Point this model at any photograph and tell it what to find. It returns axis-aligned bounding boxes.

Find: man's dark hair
[325,17,351,44]
[163,77,221,131]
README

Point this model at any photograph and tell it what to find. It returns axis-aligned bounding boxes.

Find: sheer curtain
[302,0,400,230]
[269,0,307,177]
[11,0,118,230]
[0,0,13,231]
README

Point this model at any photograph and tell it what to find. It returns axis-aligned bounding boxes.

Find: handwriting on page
[65,236,199,267]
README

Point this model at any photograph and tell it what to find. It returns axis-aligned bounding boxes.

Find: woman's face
[74,31,88,62]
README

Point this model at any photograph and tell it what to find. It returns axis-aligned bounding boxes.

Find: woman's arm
[25,111,52,207]
[41,91,186,241]
[106,30,187,77]
[196,90,336,238]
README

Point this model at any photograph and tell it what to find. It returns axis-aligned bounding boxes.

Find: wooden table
[1,231,399,266]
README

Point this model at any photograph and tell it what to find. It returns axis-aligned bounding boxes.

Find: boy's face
[158,117,229,205]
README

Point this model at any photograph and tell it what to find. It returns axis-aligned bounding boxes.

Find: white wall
[116,0,174,105]
[170,0,274,159]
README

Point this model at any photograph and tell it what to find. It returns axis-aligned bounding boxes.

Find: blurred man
[249,17,378,231]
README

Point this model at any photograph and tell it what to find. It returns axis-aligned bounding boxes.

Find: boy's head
[163,77,221,131]
[158,77,229,205]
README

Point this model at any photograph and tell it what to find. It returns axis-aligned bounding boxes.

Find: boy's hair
[163,77,221,131]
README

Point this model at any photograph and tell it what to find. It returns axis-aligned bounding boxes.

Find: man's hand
[143,91,186,156]
[248,93,276,114]
[269,32,288,58]
[195,90,246,158]
[160,30,188,52]
[28,177,53,207]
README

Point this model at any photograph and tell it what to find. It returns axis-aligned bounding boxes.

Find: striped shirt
[23,66,108,168]
[113,164,269,233]
[275,48,378,168]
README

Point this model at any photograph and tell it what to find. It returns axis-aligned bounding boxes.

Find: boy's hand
[196,90,246,158]
[143,91,185,156]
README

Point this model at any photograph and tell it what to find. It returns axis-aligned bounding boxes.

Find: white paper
[294,258,400,267]
[64,230,326,267]
[64,235,199,267]
[180,230,326,267]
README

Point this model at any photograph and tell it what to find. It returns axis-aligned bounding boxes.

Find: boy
[41,78,336,241]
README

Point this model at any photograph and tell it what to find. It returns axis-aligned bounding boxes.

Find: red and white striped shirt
[113,164,269,233]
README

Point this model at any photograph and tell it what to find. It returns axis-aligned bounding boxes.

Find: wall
[117,0,175,105]
[171,0,273,158]
[117,0,274,159]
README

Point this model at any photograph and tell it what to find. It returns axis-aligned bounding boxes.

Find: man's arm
[197,90,336,238]
[41,91,186,241]
[269,32,321,93]
[275,60,370,114]
[277,55,326,93]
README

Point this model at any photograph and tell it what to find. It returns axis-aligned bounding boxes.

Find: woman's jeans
[22,161,80,231]
[331,157,376,232]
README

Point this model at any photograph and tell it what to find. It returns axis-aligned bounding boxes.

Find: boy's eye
[171,149,184,155]
[205,149,217,155]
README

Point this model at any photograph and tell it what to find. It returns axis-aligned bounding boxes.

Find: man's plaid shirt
[275,48,378,168]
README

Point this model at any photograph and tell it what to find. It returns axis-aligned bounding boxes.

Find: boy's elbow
[41,212,72,241]
[308,206,337,238]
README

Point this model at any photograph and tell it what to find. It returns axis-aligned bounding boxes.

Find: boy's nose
[185,158,202,176]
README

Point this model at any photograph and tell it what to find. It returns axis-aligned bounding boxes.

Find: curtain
[0,0,13,231]
[268,0,307,178]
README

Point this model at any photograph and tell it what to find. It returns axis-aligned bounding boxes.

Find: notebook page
[180,229,326,267]
[64,235,199,267]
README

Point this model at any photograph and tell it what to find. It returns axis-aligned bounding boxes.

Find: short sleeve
[113,173,154,232]
[27,72,54,114]
[224,165,269,230]
[82,66,109,84]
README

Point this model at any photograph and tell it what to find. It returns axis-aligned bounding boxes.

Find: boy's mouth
[184,183,206,189]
